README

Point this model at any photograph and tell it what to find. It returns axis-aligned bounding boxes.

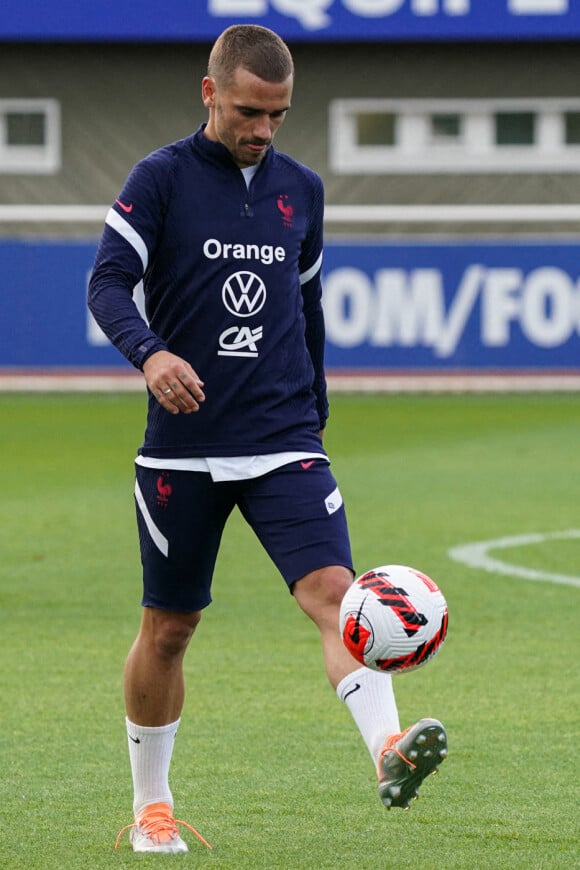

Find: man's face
[202,66,293,168]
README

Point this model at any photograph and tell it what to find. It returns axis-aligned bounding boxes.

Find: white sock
[337,667,401,765]
[126,717,180,817]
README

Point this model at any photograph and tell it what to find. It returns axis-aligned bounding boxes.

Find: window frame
[329,97,580,174]
[0,99,61,174]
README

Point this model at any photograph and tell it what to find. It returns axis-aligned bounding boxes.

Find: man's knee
[141,608,202,660]
[293,565,353,618]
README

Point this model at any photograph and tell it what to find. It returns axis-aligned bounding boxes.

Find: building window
[0,99,61,174]
[329,98,580,174]
[495,112,535,146]
[430,113,462,144]
[357,112,396,147]
[564,112,580,145]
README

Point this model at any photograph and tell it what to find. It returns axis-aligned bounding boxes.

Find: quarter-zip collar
[190,123,274,177]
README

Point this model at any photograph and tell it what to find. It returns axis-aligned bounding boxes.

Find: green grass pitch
[0,391,578,869]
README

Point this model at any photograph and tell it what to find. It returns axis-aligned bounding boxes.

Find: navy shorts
[134,459,353,612]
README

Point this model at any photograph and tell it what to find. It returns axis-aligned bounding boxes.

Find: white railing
[2,203,580,224]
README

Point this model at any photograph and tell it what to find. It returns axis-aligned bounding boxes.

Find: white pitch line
[448,530,580,589]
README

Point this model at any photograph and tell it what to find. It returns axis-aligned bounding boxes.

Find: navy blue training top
[88,125,329,459]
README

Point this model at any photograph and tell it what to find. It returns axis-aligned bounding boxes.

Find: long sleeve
[88,152,172,369]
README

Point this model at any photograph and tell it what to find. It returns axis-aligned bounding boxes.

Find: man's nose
[252,115,272,141]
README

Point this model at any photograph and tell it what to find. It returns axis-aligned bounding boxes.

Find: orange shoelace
[114,802,212,851]
[378,726,417,773]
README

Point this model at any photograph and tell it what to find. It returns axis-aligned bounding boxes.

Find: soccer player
[88,24,447,854]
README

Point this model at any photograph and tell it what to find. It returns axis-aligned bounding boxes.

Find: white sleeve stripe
[299,250,323,286]
[105,208,149,273]
[134,479,168,557]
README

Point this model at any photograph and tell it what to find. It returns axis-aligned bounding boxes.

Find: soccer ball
[339,565,448,674]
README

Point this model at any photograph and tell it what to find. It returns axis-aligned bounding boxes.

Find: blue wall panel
[1,239,578,371]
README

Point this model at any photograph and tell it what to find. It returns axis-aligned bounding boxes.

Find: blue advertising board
[0,239,578,372]
[0,0,578,42]
[322,241,580,370]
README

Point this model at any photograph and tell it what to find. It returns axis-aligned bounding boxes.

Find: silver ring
[162,388,172,395]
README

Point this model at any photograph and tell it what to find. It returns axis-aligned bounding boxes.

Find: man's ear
[202,77,215,109]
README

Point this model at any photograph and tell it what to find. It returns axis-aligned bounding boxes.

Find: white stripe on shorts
[134,479,169,557]
[325,485,343,516]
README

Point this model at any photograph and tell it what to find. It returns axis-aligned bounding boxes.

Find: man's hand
[142,350,205,415]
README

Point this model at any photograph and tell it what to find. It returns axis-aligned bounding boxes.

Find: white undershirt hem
[135,452,328,482]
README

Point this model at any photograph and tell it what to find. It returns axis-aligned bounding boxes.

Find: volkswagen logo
[222,271,267,318]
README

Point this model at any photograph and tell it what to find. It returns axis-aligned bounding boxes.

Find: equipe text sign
[0,239,579,371]
[0,0,577,41]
